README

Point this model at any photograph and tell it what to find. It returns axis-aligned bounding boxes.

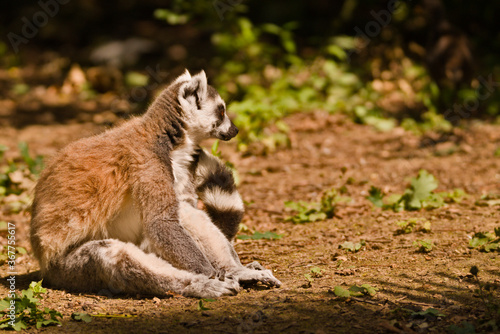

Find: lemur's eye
[218,104,225,117]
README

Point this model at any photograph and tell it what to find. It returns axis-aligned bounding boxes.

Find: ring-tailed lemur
[30,70,281,298]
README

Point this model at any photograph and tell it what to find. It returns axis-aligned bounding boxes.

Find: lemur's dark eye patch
[218,104,225,117]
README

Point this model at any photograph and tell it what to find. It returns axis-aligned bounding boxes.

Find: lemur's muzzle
[219,121,239,141]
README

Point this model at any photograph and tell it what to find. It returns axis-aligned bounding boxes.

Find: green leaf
[237,231,283,240]
[12,319,27,331]
[12,83,29,96]
[421,221,432,233]
[28,280,47,296]
[304,273,314,283]
[367,186,384,207]
[483,242,499,252]
[348,284,378,297]
[125,71,149,87]
[469,232,493,248]
[21,288,37,303]
[284,200,308,212]
[333,286,351,298]
[412,308,445,317]
[422,193,444,209]
[333,284,377,298]
[0,299,10,311]
[211,140,221,157]
[203,298,216,302]
[37,317,62,329]
[18,142,34,167]
[0,280,62,331]
[396,219,417,234]
[360,284,378,296]
[348,285,365,297]
[307,212,327,222]
[310,267,323,278]
[444,188,467,203]
[17,142,44,176]
[403,170,439,210]
[413,239,433,253]
[0,144,8,155]
[285,188,343,224]
[153,9,189,25]
[72,312,92,323]
[310,267,322,275]
[197,300,210,311]
[339,241,365,252]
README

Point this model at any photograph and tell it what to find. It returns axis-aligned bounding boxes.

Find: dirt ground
[1,111,500,333]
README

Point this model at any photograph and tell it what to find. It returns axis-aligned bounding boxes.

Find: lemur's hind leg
[179,202,281,288]
[44,239,239,298]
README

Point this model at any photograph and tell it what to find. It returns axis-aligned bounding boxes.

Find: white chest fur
[108,194,143,244]
[171,135,197,205]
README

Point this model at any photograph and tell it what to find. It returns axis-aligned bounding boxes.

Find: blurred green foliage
[152,0,488,151]
[0,143,41,213]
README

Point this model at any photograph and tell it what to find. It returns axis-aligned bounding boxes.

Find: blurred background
[1,0,500,153]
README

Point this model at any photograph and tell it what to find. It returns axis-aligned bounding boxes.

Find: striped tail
[193,149,244,240]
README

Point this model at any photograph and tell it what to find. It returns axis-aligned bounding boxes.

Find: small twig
[396,300,435,307]
[357,264,395,268]
[433,228,469,232]
[385,297,435,307]
[350,297,381,305]
[364,239,393,243]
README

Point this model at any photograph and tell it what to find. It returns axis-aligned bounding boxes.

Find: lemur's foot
[182,275,240,298]
[231,268,282,288]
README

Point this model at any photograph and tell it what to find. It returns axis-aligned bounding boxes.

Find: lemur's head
[176,70,238,142]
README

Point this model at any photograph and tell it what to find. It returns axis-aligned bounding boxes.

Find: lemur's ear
[178,70,208,110]
[187,70,207,99]
[174,69,191,83]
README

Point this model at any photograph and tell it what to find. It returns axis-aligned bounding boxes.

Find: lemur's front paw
[255,269,282,288]
[233,268,282,288]
[183,276,241,298]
